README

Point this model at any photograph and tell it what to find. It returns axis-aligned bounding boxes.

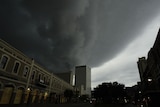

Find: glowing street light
[27,88,30,91]
[147,78,152,82]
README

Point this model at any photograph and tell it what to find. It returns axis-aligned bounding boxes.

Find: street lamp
[27,88,31,91]
[147,78,152,82]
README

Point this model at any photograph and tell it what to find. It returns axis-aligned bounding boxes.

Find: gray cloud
[88,0,160,66]
[0,0,160,73]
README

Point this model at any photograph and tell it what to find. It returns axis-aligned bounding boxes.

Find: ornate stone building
[142,29,160,92]
[0,39,74,104]
[137,29,160,106]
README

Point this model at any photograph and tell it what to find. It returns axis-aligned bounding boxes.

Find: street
[94,103,137,107]
[4,103,137,107]
[38,103,94,107]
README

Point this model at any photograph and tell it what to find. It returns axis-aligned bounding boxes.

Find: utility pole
[49,73,53,94]
[26,59,34,90]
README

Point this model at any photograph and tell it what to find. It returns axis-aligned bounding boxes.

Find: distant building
[75,65,91,97]
[137,57,147,82]
[55,71,74,85]
[125,84,138,103]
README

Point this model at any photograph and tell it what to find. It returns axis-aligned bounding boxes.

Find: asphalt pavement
[0,103,137,107]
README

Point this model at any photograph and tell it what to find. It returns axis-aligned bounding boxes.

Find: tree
[64,89,73,102]
[93,81,126,104]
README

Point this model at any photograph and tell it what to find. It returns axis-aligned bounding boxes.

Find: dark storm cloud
[88,0,160,66]
[0,0,160,72]
[0,0,92,72]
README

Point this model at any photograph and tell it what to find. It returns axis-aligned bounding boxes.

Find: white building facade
[0,39,74,104]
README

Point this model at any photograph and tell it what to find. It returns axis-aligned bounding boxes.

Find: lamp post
[26,59,34,90]
[147,78,152,82]
[25,59,34,104]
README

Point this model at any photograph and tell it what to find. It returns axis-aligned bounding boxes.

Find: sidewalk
[94,103,137,107]
[0,103,93,107]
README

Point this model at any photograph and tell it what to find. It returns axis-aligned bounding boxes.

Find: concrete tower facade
[75,65,91,97]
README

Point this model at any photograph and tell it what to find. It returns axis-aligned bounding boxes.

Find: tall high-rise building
[75,65,91,97]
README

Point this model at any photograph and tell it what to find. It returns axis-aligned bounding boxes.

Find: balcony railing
[35,79,49,88]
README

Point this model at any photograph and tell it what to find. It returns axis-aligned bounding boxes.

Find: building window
[44,76,46,83]
[12,61,20,74]
[23,66,29,78]
[46,76,50,85]
[39,73,44,83]
[38,73,41,80]
[0,55,9,70]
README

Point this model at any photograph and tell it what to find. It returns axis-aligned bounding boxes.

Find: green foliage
[64,89,73,99]
[93,81,126,104]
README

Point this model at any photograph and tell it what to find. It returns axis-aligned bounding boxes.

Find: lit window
[0,55,9,69]
[23,66,29,77]
[12,61,20,74]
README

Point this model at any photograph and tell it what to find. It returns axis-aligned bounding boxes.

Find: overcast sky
[0,0,160,88]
